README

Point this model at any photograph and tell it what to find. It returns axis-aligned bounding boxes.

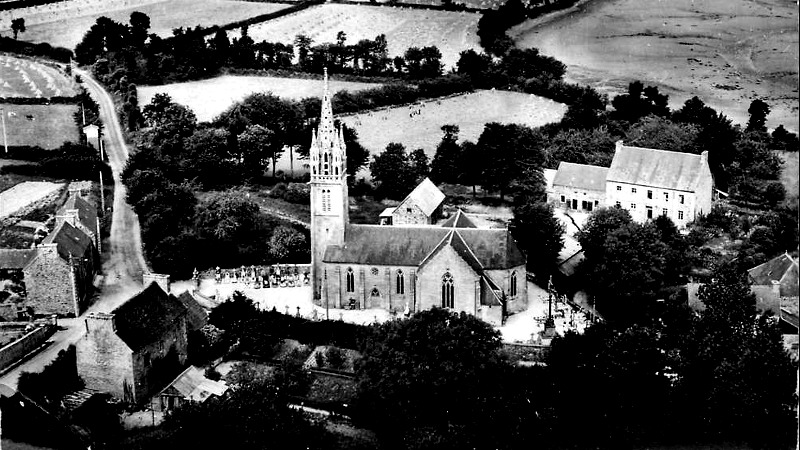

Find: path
[0,68,149,390]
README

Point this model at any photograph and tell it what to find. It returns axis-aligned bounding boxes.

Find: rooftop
[112,282,188,351]
[57,193,98,235]
[41,221,93,261]
[607,142,708,192]
[396,177,445,217]
[552,162,608,192]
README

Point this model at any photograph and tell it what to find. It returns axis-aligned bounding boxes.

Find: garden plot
[0,55,76,98]
[231,4,482,69]
[0,181,63,219]
[17,0,290,50]
[0,104,79,149]
[340,90,566,157]
[138,75,381,122]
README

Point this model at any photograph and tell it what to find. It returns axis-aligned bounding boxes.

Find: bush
[269,182,287,199]
[283,183,310,204]
[325,346,346,370]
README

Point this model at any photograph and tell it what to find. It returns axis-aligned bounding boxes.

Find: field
[16,0,290,50]
[229,4,482,69]
[138,74,382,122]
[0,181,63,218]
[510,0,799,132]
[339,89,567,159]
[0,104,79,148]
[0,55,76,98]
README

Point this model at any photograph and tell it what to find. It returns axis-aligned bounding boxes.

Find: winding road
[0,69,148,390]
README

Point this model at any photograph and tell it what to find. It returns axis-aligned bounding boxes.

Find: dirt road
[77,68,149,311]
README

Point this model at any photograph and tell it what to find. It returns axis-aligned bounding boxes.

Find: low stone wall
[0,324,53,372]
[502,342,550,365]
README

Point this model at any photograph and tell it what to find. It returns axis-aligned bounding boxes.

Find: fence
[0,324,54,373]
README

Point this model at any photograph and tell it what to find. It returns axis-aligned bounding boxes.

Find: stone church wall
[486,266,528,314]
[416,246,480,315]
[326,263,415,313]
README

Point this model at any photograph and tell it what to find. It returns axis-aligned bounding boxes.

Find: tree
[408,148,430,182]
[477,122,547,200]
[129,11,150,48]
[294,34,313,71]
[430,124,462,184]
[11,18,25,40]
[237,124,275,178]
[341,124,369,183]
[611,81,670,123]
[625,115,700,154]
[369,142,416,200]
[511,201,564,283]
[355,308,510,447]
[268,226,308,263]
[746,98,770,133]
[676,264,798,448]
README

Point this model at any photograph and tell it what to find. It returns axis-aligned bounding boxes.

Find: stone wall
[416,245,480,315]
[0,325,53,372]
[486,266,528,314]
[392,202,430,226]
[549,185,605,213]
[76,313,134,402]
[23,244,75,316]
[325,263,416,312]
[130,317,188,404]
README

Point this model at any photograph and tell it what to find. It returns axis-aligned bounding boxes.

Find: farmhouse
[310,72,526,325]
[23,221,97,316]
[55,192,100,248]
[76,282,189,405]
[606,141,713,228]
[378,177,445,226]
[549,162,608,212]
[747,253,798,318]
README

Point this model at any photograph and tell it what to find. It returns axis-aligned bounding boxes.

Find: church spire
[309,67,346,180]
[319,67,335,138]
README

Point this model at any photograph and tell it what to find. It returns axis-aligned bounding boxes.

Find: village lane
[0,69,149,390]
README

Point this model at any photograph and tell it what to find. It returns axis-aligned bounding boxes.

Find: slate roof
[0,249,35,269]
[748,253,798,297]
[41,221,93,261]
[324,225,525,269]
[57,194,97,234]
[112,282,188,351]
[176,291,208,332]
[160,366,228,402]
[552,162,608,192]
[441,209,478,228]
[607,142,707,192]
[396,177,445,217]
[379,207,396,217]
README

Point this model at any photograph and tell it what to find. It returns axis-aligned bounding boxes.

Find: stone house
[747,253,798,318]
[55,192,100,249]
[549,162,608,212]
[606,141,713,228]
[23,221,97,316]
[176,291,209,332]
[309,73,526,326]
[76,282,189,405]
[379,177,445,226]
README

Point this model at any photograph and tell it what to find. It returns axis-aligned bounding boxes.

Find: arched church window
[371,287,380,297]
[335,166,339,175]
[441,272,454,309]
[510,272,517,297]
[396,270,404,295]
[346,268,355,293]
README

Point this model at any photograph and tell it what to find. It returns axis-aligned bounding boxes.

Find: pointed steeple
[319,67,335,140]
[309,67,346,180]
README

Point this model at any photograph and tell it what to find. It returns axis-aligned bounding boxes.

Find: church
[309,71,527,326]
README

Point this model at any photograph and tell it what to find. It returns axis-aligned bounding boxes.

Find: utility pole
[1,106,7,154]
[99,170,105,212]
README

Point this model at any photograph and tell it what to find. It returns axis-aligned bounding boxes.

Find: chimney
[143,272,171,294]
[700,150,709,166]
[615,140,624,154]
[85,311,116,334]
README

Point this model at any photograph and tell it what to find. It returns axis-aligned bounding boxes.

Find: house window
[631,187,637,194]
[441,272,454,309]
[630,203,636,209]
[594,200,599,207]
[679,194,685,204]
[396,270,404,294]
[616,185,622,191]
[615,201,621,208]
[678,210,684,220]
[510,272,517,297]
[346,268,355,293]
[647,190,653,199]
[664,192,669,201]
[406,208,412,213]
[560,195,565,203]
[662,208,668,216]
[646,206,653,219]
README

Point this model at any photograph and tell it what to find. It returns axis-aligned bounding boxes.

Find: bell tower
[310,68,348,303]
